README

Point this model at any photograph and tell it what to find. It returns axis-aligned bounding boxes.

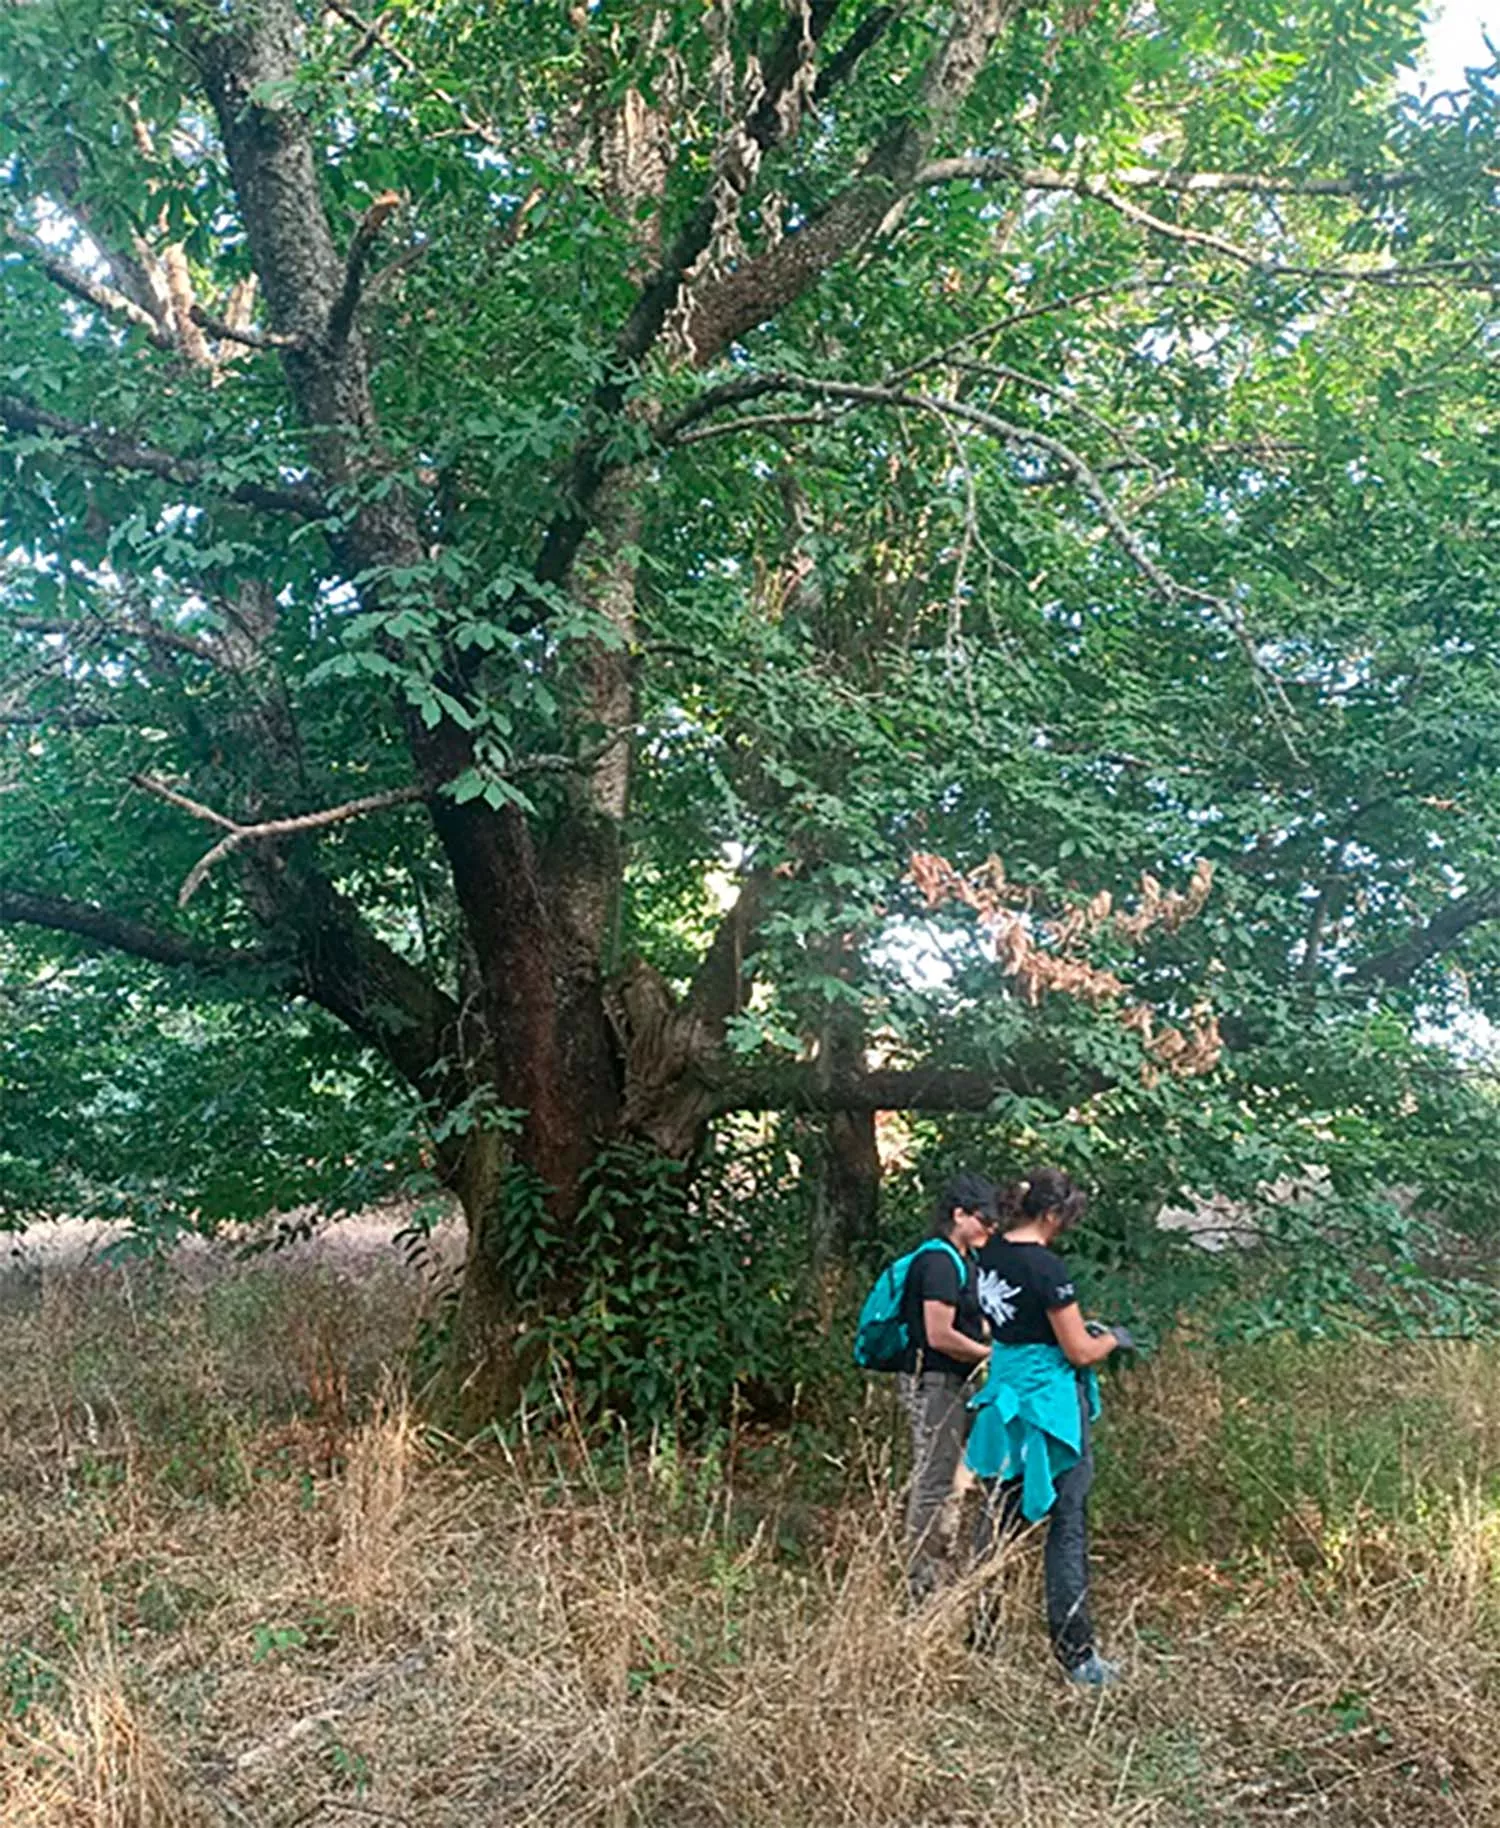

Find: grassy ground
[1,1248,1497,1827]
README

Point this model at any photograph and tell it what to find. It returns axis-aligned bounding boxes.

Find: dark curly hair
[1018,1166,1088,1231]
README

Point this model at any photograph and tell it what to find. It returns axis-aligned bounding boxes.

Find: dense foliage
[2,0,1498,1404]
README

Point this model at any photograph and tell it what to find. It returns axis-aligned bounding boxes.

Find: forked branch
[132,774,428,904]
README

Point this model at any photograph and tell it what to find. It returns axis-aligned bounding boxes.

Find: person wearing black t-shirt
[899,1170,999,1601]
[969,1167,1134,1686]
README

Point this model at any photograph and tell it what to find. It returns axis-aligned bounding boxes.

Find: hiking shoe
[1064,1652,1122,1688]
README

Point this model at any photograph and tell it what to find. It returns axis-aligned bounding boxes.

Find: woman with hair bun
[966,1166,1133,1687]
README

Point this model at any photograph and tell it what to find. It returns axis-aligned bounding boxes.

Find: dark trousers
[973,1382,1095,1668]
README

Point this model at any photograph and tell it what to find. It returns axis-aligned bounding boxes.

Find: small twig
[326,1,503,147]
[291,1800,412,1826]
[946,357,1162,475]
[882,278,1199,389]
[234,1647,431,1773]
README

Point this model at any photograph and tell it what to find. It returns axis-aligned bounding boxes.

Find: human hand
[1108,1323,1136,1352]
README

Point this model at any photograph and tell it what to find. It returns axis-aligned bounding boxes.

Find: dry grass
[1,1593,202,1828]
[0,1249,1497,1827]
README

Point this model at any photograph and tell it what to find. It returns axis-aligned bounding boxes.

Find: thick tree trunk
[812,1109,883,1266]
[808,938,883,1265]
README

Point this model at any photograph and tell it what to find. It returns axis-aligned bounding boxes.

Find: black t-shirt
[973,1237,1078,1346]
[902,1242,986,1376]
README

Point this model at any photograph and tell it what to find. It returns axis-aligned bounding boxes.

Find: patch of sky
[871,918,977,993]
[1405,0,1497,95]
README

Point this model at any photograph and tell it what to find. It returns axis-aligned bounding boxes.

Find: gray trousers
[899,1368,971,1600]
[974,1381,1096,1667]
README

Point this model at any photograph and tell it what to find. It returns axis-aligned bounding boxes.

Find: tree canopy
[3,0,1499,1399]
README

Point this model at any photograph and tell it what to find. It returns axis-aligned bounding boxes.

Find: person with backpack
[966,1167,1133,1687]
[896,1171,1000,1601]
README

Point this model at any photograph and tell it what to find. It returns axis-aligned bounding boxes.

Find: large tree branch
[185,2,543,1068]
[5,127,164,322]
[326,190,402,347]
[0,884,276,974]
[13,610,221,664]
[1351,888,1500,987]
[276,870,471,1103]
[0,871,469,1115]
[607,873,775,1155]
[611,0,850,371]
[526,10,894,875]
[190,302,305,351]
[684,870,772,1028]
[532,0,856,594]
[2,222,173,346]
[710,1057,1110,1115]
[0,395,325,518]
[815,5,899,99]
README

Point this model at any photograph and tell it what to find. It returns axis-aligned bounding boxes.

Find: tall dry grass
[0,1248,1496,1826]
[1,1594,200,1828]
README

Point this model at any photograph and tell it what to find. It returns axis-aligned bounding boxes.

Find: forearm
[924,1317,990,1365]
[1050,1303,1120,1367]
[1070,1330,1117,1368]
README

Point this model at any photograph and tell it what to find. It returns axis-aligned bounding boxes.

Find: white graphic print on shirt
[976,1268,1023,1330]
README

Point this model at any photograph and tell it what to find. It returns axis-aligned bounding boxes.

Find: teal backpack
[852,1239,968,1372]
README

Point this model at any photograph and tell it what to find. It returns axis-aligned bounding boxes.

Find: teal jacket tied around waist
[964,1342,1100,1522]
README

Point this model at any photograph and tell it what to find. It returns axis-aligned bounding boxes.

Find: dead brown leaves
[908,850,1222,1080]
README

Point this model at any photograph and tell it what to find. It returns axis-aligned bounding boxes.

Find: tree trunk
[811,1109,883,1267]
